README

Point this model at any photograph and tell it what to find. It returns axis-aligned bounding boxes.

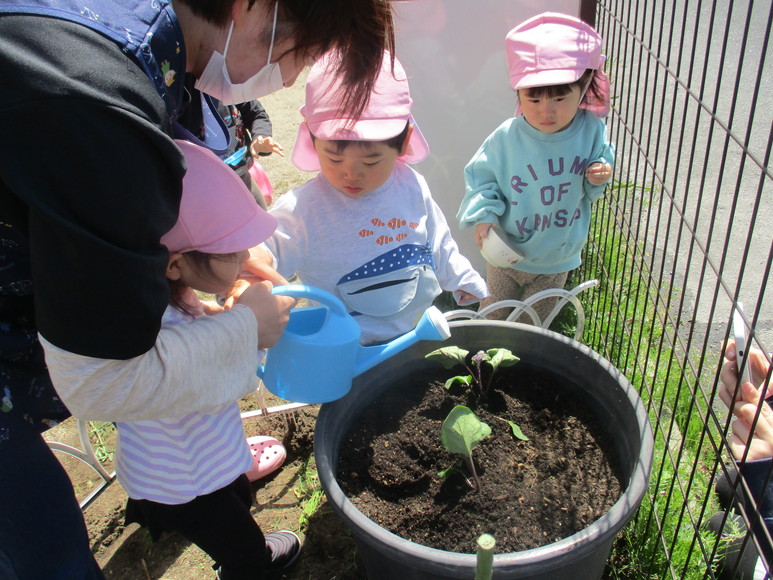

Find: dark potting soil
[337,361,625,555]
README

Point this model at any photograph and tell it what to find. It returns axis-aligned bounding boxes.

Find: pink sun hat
[292,51,430,172]
[162,140,277,254]
[506,12,610,117]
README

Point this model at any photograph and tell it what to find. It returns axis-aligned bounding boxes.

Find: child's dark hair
[168,250,242,316]
[310,121,411,155]
[521,69,606,106]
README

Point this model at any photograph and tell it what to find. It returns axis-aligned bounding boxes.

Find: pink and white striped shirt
[115,296,253,504]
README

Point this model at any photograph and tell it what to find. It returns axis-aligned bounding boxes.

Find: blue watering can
[257,285,451,404]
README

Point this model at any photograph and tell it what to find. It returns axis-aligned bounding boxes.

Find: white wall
[392,0,582,273]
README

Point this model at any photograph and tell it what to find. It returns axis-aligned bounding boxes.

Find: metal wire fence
[576,0,772,577]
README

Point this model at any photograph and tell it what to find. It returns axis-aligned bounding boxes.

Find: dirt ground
[45,391,365,580]
[43,69,370,579]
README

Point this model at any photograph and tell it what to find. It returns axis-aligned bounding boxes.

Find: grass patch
[293,453,325,531]
[578,189,725,579]
[87,421,116,464]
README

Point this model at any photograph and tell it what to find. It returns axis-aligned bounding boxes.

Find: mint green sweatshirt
[457,110,615,274]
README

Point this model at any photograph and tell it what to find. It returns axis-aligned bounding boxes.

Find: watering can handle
[271,284,349,317]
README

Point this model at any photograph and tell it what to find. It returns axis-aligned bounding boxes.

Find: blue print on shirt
[337,243,435,285]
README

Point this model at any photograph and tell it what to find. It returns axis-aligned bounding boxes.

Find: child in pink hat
[457,12,615,323]
[115,140,301,578]
[265,51,488,345]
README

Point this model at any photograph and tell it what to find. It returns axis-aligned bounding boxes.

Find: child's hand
[474,223,494,249]
[250,135,285,157]
[200,300,225,315]
[455,290,480,306]
[585,162,613,186]
[243,246,289,286]
[221,278,255,309]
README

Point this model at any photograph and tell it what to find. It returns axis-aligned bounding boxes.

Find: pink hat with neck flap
[162,140,277,254]
[506,12,610,117]
[292,51,430,172]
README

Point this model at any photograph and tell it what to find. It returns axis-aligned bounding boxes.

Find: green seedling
[431,347,527,490]
[441,405,490,492]
[437,461,462,480]
[425,346,520,398]
[426,346,473,389]
[501,417,529,441]
[88,421,116,463]
[481,348,520,390]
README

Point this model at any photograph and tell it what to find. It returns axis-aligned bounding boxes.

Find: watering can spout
[354,306,451,376]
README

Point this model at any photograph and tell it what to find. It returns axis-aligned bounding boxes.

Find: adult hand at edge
[719,340,772,409]
[729,381,773,461]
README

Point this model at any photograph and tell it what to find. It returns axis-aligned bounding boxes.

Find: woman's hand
[718,340,771,408]
[235,280,294,350]
[728,381,773,461]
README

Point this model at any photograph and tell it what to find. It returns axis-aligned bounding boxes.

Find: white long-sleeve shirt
[265,162,488,344]
[40,305,259,422]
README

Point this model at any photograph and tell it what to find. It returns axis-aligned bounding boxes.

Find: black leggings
[125,474,269,579]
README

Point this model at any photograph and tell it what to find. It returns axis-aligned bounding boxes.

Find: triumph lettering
[510,174,528,193]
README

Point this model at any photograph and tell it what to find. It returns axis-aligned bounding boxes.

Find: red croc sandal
[245,436,286,482]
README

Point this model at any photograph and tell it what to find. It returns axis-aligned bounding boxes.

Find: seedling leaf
[507,420,529,441]
[438,462,461,479]
[444,375,473,390]
[485,348,519,371]
[426,346,470,369]
[441,405,491,456]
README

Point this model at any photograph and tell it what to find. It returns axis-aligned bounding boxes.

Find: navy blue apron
[0,0,231,442]
[0,0,230,153]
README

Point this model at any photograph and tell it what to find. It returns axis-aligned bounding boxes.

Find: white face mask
[195,2,283,105]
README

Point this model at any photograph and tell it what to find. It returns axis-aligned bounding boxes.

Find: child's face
[313,139,402,198]
[518,84,583,133]
[171,250,250,295]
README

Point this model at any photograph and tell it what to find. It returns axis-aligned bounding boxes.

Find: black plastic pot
[314,321,653,580]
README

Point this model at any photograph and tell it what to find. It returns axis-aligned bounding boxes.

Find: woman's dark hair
[180,0,395,121]
[168,250,242,316]
[310,121,411,155]
[522,69,605,107]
